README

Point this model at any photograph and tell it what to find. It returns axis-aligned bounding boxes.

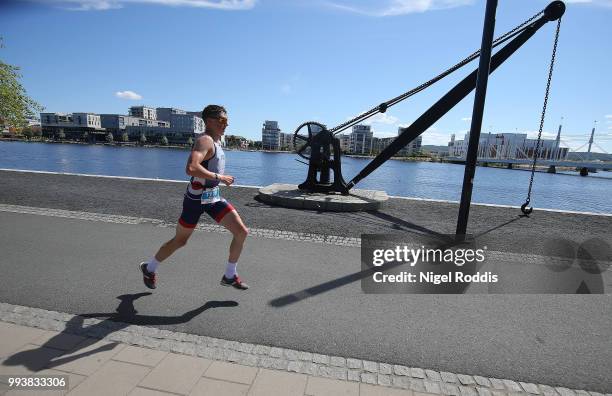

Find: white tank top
[186,141,225,196]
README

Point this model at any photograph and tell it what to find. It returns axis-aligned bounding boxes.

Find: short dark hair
[201,105,227,120]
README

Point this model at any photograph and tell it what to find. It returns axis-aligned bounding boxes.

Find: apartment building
[350,125,373,155]
[262,121,281,150]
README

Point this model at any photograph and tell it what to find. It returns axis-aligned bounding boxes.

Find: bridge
[445,157,612,175]
[445,120,612,175]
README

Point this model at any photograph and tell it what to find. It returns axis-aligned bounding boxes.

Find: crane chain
[521,18,562,215]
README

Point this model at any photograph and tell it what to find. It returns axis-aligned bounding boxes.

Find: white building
[449,132,568,160]
[262,121,281,150]
[350,125,373,155]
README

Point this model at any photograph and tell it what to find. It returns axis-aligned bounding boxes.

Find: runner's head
[202,105,228,137]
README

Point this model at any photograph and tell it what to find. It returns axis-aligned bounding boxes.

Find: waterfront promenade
[0,170,611,395]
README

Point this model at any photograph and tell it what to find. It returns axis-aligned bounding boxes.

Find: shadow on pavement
[269,224,610,306]
[473,215,527,238]
[367,211,447,236]
[3,293,237,373]
[269,233,468,307]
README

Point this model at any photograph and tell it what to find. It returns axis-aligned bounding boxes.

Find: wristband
[214,173,219,180]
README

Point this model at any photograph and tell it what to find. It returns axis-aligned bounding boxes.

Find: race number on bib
[201,187,221,204]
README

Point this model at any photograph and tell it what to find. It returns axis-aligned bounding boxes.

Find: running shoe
[140,262,157,289]
[220,275,249,290]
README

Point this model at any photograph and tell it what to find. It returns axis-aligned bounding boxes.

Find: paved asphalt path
[0,170,610,250]
[1,170,611,391]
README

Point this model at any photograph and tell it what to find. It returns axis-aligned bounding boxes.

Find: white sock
[147,257,160,273]
[225,262,237,279]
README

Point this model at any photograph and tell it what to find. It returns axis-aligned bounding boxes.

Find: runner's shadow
[79,293,238,326]
[3,293,237,372]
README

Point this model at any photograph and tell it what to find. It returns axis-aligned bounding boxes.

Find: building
[100,114,172,142]
[397,127,422,156]
[224,135,249,150]
[40,105,207,145]
[338,134,351,153]
[449,132,568,160]
[40,112,105,139]
[371,137,381,154]
[156,107,186,121]
[26,116,41,127]
[41,113,76,128]
[156,107,204,135]
[72,113,102,129]
[129,106,157,120]
[279,132,294,151]
[375,137,395,154]
[373,134,422,156]
[350,125,373,155]
[103,107,203,144]
[101,114,141,130]
[262,121,281,150]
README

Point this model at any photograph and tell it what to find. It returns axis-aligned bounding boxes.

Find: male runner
[140,105,249,290]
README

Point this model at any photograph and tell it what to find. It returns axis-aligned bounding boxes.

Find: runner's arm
[185,137,217,180]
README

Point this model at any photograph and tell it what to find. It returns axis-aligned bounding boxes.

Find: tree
[82,131,89,142]
[105,132,114,143]
[122,132,129,142]
[33,128,42,139]
[22,127,33,140]
[161,135,168,146]
[187,136,193,146]
[57,129,65,140]
[139,133,147,145]
[0,38,44,129]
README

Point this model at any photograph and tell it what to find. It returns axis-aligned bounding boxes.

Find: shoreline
[1,137,610,177]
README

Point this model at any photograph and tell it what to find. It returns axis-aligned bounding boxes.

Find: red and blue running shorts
[178,195,235,228]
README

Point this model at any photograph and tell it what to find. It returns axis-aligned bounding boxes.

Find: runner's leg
[154,223,195,262]
[219,209,249,263]
[145,195,202,273]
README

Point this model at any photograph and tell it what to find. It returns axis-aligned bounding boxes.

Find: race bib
[201,187,221,204]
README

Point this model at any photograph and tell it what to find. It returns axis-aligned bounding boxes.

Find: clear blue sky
[1,0,611,152]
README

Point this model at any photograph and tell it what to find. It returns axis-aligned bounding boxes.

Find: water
[1,141,610,214]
